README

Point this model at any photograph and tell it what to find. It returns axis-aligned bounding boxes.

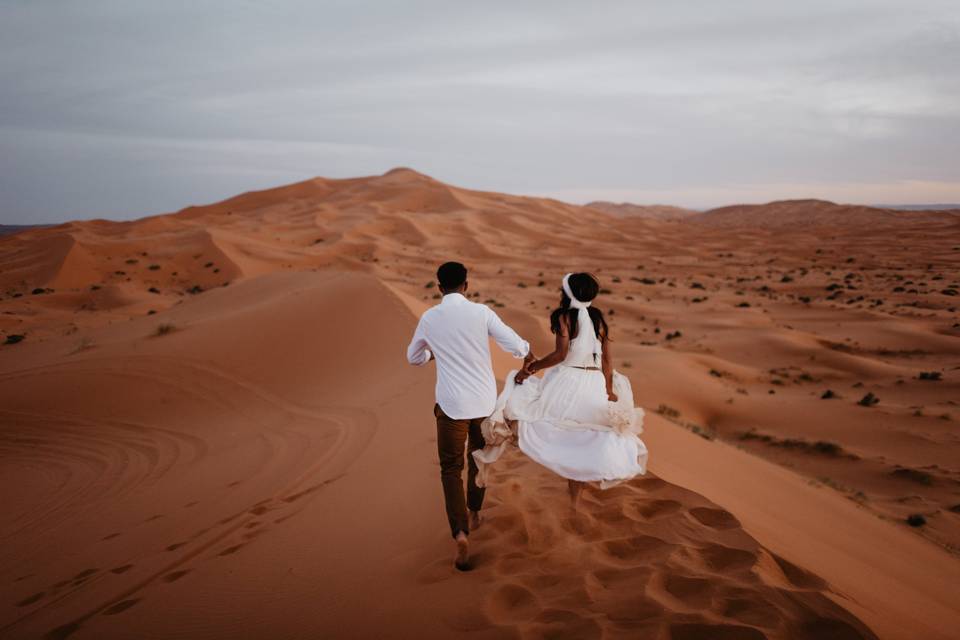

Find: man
[407,261,533,570]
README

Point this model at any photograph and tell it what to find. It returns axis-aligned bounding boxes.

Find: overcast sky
[2,1,959,224]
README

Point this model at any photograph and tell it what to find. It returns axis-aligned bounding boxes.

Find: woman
[473,272,648,505]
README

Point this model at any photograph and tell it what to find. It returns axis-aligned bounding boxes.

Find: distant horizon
[2,167,959,228]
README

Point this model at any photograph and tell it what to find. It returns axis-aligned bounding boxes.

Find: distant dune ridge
[0,224,53,237]
[2,168,959,639]
[691,198,960,229]
[585,201,700,220]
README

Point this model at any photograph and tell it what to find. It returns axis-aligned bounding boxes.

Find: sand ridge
[2,168,959,638]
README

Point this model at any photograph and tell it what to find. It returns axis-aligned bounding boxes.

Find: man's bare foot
[454,532,470,571]
[468,510,483,531]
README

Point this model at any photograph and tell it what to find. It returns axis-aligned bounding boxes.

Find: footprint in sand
[696,543,759,573]
[689,506,741,530]
[770,553,827,589]
[634,498,683,520]
[526,608,603,639]
[662,573,714,608]
[484,583,541,624]
[721,596,782,628]
[600,534,672,563]
[599,594,662,630]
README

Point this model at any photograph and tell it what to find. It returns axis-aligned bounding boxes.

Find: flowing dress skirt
[474,366,648,489]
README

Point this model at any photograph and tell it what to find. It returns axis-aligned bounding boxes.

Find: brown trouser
[434,403,486,538]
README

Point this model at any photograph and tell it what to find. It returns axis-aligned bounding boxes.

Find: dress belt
[567,365,601,371]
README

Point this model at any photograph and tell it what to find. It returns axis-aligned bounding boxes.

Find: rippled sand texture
[1,168,958,639]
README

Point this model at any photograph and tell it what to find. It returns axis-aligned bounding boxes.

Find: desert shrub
[821,389,836,399]
[891,468,933,485]
[812,441,842,455]
[918,371,942,381]
[148,264,161,270]
[4,334,25,345]
[656,404,680,418]
[155,324,176,336]
[906,514,926,527]
[858,392,879,407]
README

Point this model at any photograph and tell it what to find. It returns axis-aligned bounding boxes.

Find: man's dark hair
[437,262,468,291]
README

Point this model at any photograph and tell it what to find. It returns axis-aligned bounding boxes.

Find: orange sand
[1,168,958,639]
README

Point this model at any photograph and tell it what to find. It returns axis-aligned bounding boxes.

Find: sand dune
[693,199,960,229]
[586,202,699,220]
[2,169,959,638]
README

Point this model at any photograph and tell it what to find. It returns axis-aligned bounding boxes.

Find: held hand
[607,390,619,402]
[515,369,531,384]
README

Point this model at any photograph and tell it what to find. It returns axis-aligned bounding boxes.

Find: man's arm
[486,306,530,359]
[406,319,433,366]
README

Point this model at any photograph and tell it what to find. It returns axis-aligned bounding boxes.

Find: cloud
[1,0,958,223]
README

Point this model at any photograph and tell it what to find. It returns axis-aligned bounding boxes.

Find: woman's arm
[515,315,570,383]
[601,332,617,401]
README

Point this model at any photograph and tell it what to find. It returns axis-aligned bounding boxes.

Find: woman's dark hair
[437,261,467,290]
[549,272,610,342]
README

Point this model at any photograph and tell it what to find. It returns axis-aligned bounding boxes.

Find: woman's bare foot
[468,510,483,531]
[568,480,583,509]
[454,532,470,571]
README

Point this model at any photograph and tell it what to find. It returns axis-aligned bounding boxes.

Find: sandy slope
[1,270,877,640]
[585,202,699,220]
[1,168,959,638]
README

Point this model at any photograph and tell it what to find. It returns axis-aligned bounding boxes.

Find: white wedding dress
[473,307,648,489]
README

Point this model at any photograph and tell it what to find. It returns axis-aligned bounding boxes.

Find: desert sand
[1,168,958,639]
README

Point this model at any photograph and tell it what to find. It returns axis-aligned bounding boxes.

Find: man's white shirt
[407,293,529,419]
